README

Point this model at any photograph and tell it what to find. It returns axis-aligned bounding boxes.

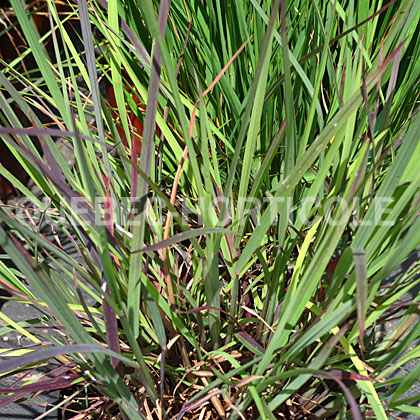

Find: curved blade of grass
[136,227,235,253]
[77,0,111,183]
[127,0,171,338]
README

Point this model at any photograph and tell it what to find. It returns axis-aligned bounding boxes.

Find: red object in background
[106,82,144,158]
[317,254,341,301]
[106,79,162,159]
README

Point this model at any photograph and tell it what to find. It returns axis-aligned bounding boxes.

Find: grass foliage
[0,0,420,418]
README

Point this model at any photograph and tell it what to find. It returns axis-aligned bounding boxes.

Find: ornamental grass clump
[0,0,420,418]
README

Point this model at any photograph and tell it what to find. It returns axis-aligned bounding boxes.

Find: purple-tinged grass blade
[379,43,403,133]
[352,248,368,351]
[390,302,420,308]
[315,371,363,420]
[236,331,265,355]
[175,19,193,78]
[95,0,151,67]
[0,344,138,376]
[0,393,28,410]
[77,0,111,173]
[102,276,121,370]
[102,188,121,360]
[134,227,236,253]
[127,0,171,338]
[314,370,376,382]
[0,373,82,396]
[176,390,223,420]
[0,126,96,142]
